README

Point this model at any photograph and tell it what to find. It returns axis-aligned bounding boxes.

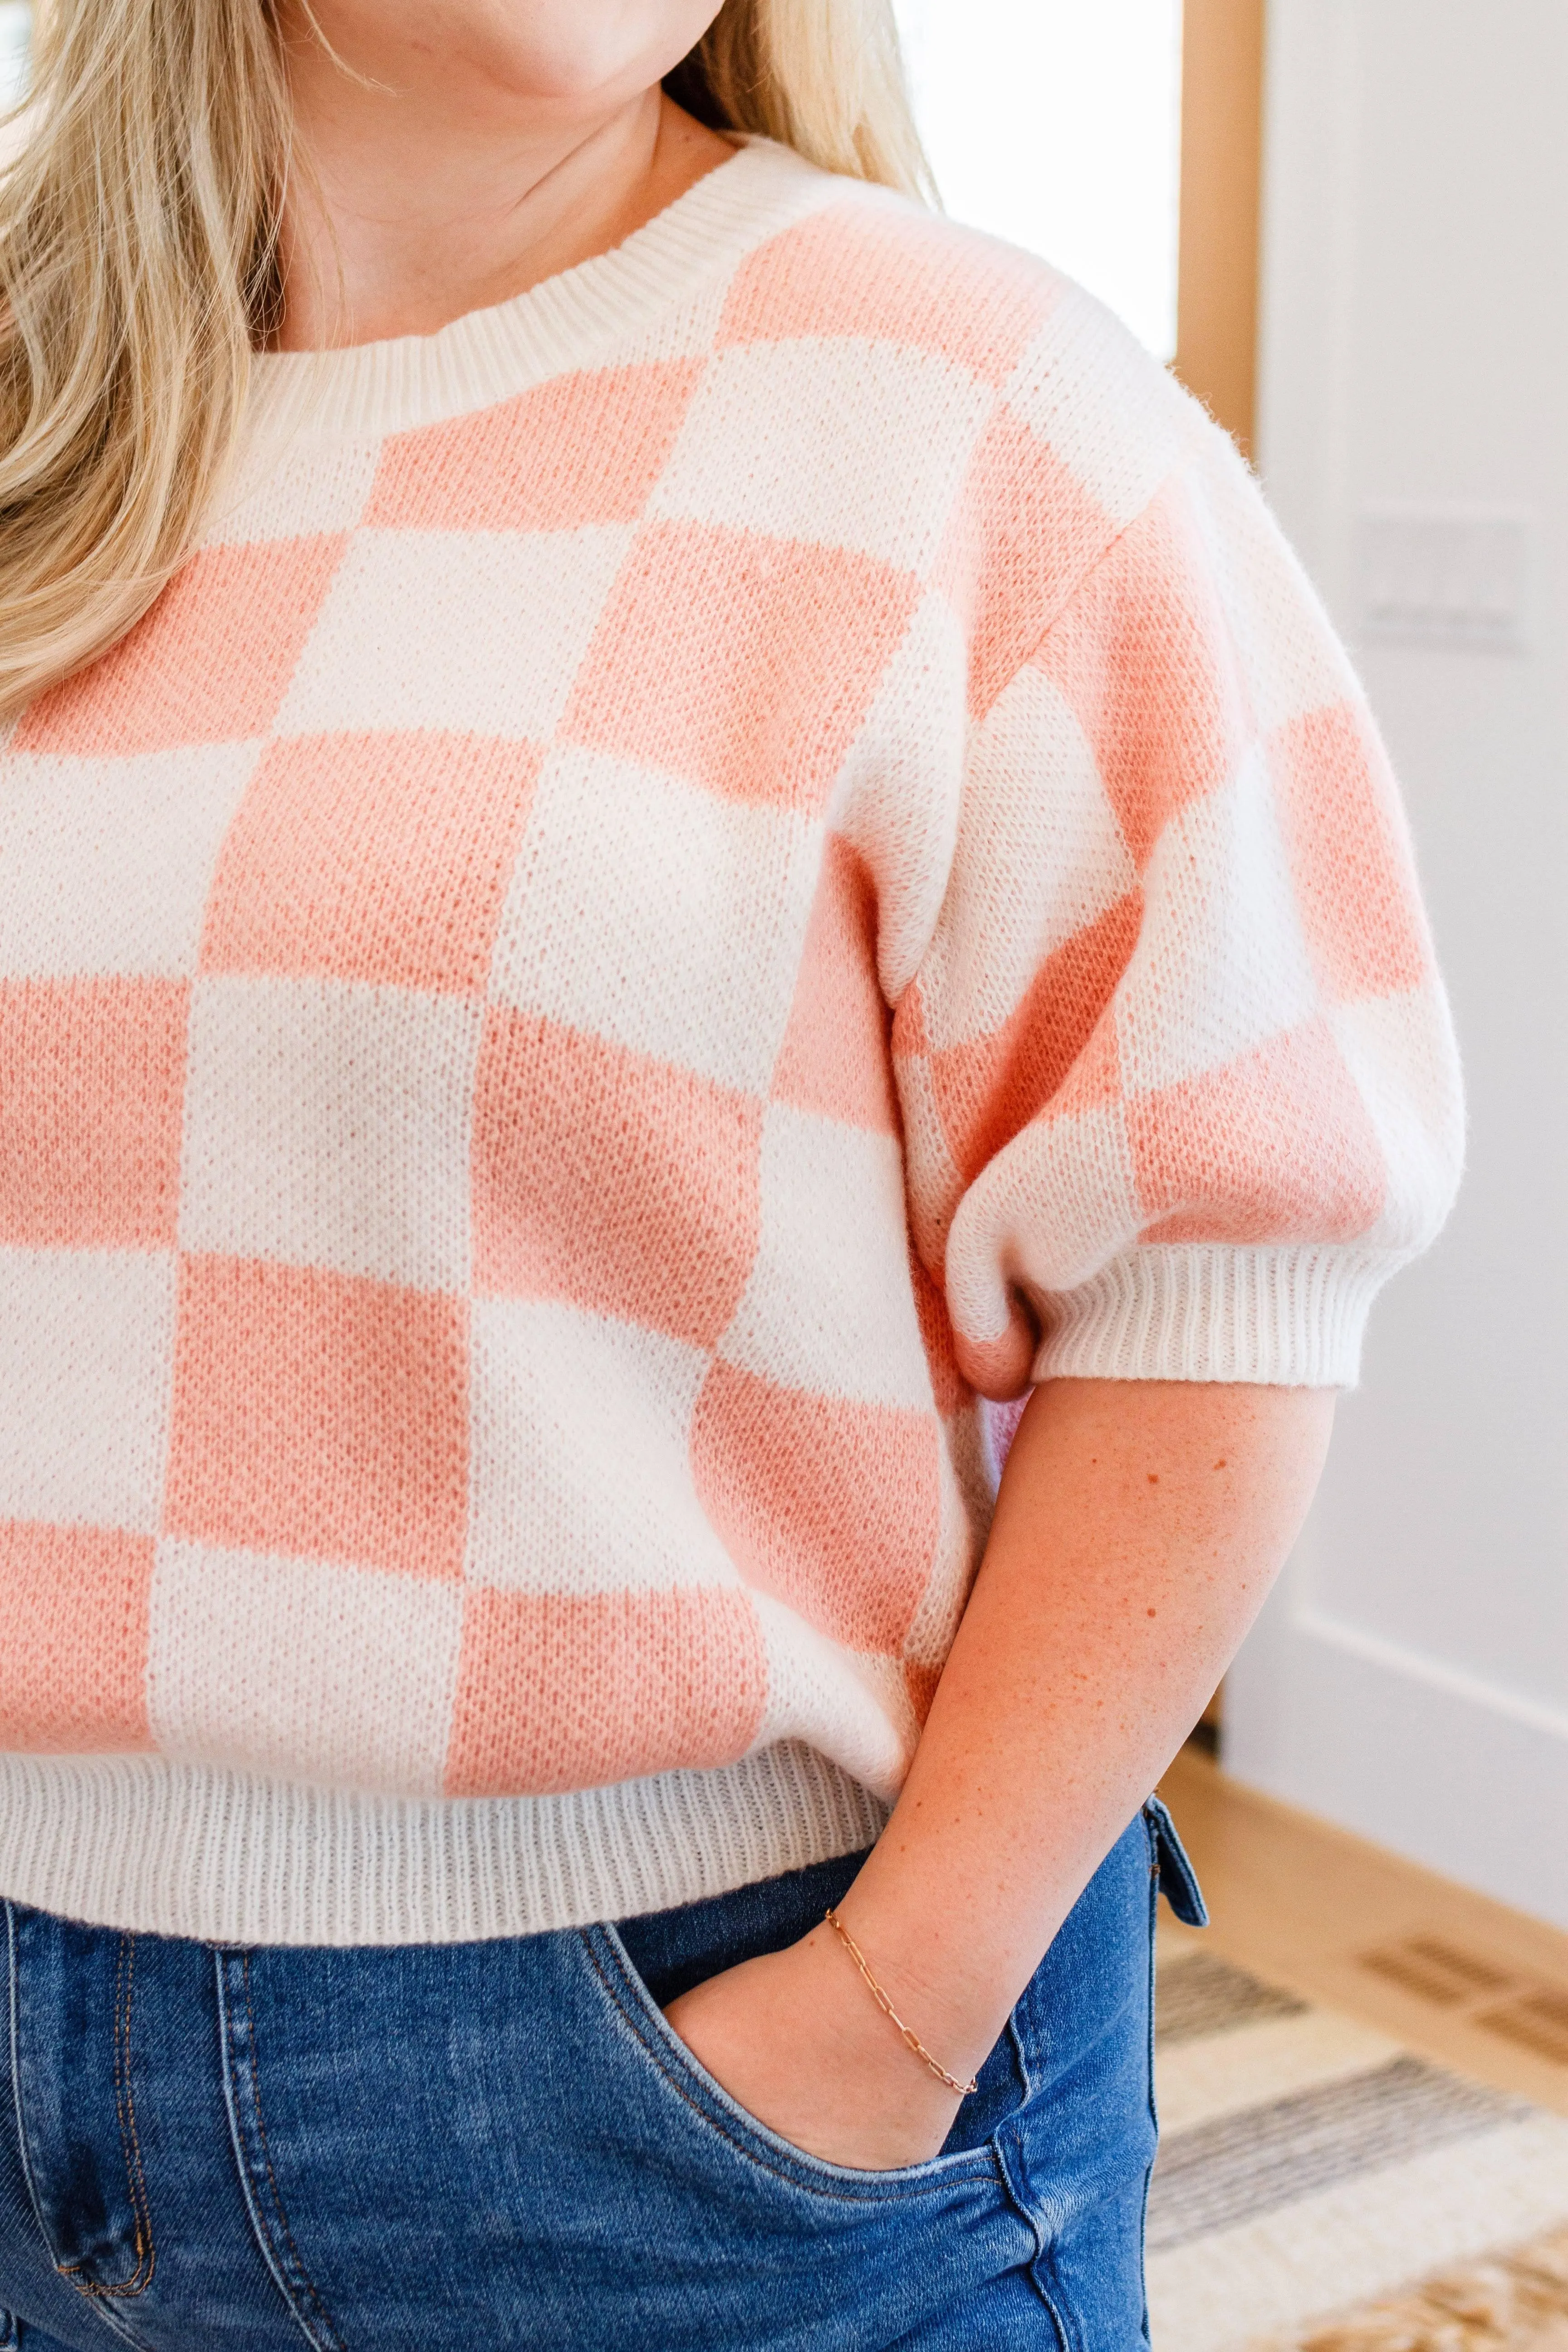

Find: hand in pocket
[662,1919,965,2171]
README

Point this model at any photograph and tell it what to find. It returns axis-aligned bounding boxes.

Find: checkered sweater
[0,140,1460,1944]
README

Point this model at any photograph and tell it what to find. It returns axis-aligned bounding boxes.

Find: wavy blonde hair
[0,0,930,716]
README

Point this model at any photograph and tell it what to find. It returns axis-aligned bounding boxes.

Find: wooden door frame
[1175,0,1266,1758]
[1174,0,1267,459]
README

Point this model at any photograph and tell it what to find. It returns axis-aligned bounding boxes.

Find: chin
[474,10,684,109]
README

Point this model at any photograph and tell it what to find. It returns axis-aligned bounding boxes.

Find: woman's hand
[663,1916,968,2171]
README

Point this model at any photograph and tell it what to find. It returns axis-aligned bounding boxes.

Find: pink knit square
[163,1255,469,1580]
[719,203,1061,388]
[14,538,348,757]
[1033,483,1246,872]
[909,1250,970,1419]
[1129,1018,1387,1244]
[0,977,189,1248]
[942,404,1122,721]
[472,1010,763,1349]
[770,835,899,1133]
[200,731,542,992]
[0,1520,155,1751]
[365,362,704,532]
[443,1584,766,1795]
[1048,1009,1126,1122]
[1270,702,1432,1004]
[559,520,921,814]
[690,1361,941,1655]
[898,891,1142,1187]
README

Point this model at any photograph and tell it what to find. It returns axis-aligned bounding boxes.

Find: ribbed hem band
[0,1744,887,1947]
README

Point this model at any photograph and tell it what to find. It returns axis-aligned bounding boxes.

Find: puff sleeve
[893,411,1464,1400]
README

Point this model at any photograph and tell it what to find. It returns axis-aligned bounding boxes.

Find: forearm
[833,1376,1335,2082]
[666,1374,1335,2166]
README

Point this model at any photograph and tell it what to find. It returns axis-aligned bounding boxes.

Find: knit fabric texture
[0,140,1463,1944]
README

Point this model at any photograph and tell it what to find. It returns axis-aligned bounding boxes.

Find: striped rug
[1151,1948,1568,2350]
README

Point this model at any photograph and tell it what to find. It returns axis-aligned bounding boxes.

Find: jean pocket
[5,1906,157,2317]
[577,1922,1006,2209]
[1144,1795,1208,1927]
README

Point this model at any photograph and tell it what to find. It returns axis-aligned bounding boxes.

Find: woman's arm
[665,1376,1335,2169]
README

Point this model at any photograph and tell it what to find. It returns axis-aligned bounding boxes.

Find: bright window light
[892,0,1185,360]
[0,1,30,113]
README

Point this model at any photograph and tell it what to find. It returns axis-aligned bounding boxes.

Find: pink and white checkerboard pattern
[0,145,1461,1906]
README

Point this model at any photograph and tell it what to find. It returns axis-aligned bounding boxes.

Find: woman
[0,0,1461,2342]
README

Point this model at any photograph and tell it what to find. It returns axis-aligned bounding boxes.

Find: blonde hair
[0,0,930,716]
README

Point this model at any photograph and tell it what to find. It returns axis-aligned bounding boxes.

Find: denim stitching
[1003,2010,1032,2106]
[215,1951,345,2352]
[9,1904,76,2287]
[4,1909,155,2350]
[579,1926,999,2209]
[990,2126,1074,2351]
[239,1955,346,2352]
[80,1935,156,2301]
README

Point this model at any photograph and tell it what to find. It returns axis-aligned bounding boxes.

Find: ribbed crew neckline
[244,137,848,448]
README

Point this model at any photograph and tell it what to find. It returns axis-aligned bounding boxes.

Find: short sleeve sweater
[0,138,1462,1945]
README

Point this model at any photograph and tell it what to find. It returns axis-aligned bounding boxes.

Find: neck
[272,25,734,352]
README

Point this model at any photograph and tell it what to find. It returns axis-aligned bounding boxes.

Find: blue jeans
[0,1801,1203,2351]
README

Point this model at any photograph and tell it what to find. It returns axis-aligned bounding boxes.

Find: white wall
[1225,0,1568,1926]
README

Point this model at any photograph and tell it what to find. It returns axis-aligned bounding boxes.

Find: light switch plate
[1357,505,1531,652]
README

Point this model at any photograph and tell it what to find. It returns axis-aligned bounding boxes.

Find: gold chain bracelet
[822,1907,979,2098]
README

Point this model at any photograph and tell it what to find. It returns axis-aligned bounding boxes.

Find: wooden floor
[1156,1746,1568,2118]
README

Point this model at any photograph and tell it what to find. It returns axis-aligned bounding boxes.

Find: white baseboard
[1225,1574,1568,1931]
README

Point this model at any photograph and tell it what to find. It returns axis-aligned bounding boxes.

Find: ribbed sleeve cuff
[1032,1245,1396,1387]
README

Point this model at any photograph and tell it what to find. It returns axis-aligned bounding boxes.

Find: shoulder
[720,153,1216,686]
[726,152,1204,551]
[728,151,1192,454]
